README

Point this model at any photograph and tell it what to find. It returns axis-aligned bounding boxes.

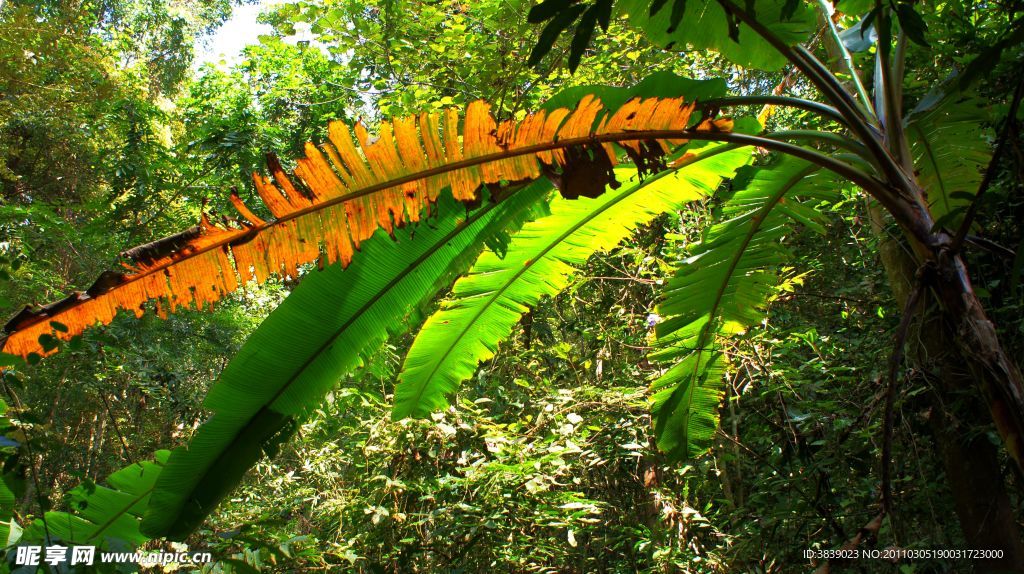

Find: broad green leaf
[0,519,21,549]
[21,451,170,547]
[618,0,817,70]
[652,156,839,459]
[141,186,549,540]
[540,71,728,115]
[836,0,875,14]
[0,398,20,549]
[894,3,929,47]
[394,141,752,420]
[907,98,994,225]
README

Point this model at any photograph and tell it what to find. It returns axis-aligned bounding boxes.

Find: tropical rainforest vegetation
[0,0,1023,571]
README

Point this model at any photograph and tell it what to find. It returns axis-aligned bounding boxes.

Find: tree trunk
[871,205,1024,572]
[928,389,1024,572]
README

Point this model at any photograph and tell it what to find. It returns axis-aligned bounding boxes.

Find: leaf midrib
[660,164,818,452]
[84,484,156,544]
[911,123,950,214]
[157,198,511,533]
[401,151,729,417]
[48,459,165,545]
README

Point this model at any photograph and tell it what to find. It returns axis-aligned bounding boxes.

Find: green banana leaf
[394,141,752,419]
[141,185,550,540]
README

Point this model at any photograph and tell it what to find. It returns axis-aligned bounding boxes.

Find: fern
[394,141,751,420]
[652,156,839,460]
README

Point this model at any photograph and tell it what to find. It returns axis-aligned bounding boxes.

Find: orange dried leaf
[0,96,724,359]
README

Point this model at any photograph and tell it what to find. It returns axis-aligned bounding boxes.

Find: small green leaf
[568,6,600,72]
[0,353,25,369]
[528,0,576,23]
[528,4,587,66]
[895,3,929,47]
[49,321,68,333]
[37,334,59,353]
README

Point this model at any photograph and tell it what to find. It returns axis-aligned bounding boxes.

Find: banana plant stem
[815,0,876,119]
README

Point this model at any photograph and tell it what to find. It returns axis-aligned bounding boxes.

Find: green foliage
[142,186,550,540]
[3,0,1024,571]
[264,0,557,118]
[528,0,817,71]
[0,399,24,549]
[652,156,840,460]
[22,451,169,547]
[538,70,727,113]
[620,0,817,70]
[202,308,710,571]
[396,142,751,420]
[264,0,695,119]
[528,0,613,72]
[179,40,362,220]
[907,97,995,226]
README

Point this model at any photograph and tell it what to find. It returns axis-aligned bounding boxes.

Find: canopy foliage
[1,0,1023,571]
